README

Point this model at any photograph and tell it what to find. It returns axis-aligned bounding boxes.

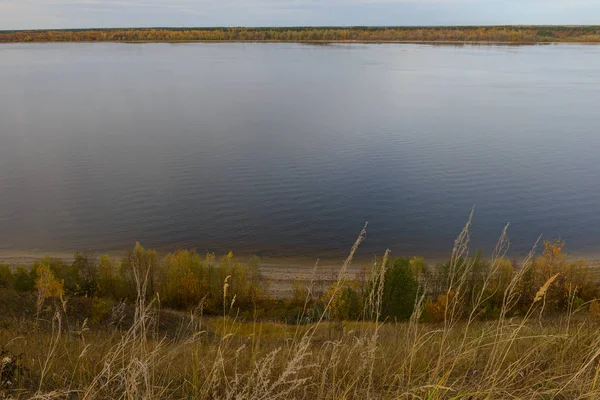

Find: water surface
[1,43,599,259]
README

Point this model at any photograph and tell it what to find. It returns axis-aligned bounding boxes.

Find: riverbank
[2,249,600,299]
[0,250,367,299]
[3,236,600,398]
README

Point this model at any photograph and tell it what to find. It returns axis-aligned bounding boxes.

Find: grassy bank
[3,308,600,399]
[2,26,600,44]
[2,217,600,398]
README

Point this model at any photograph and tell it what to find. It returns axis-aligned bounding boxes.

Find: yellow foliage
[424,291,456,322]
[529,239,595,312]
[321,282,362,321]
[162,249,204,308]
[543,238,565,262]
[91,297,113,324]
[409,256,426,278]
[158,249,265,312]
[205,252,216,264]
[35,263,64,305]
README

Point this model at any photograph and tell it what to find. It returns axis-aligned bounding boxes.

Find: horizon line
[2,24,600,33]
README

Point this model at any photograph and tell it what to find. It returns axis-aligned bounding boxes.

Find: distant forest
[2,26,600,43]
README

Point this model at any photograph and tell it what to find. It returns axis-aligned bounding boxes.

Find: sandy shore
[0,251,75,267]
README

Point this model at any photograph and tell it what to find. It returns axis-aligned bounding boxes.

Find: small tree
[161,249,204,309]
[13,266,35,292]
[322,283,363,321]
[35,263,64,316]
[97,254,114,297]
[72,252,97,296]
[0,265,13,288]
[121,243,158,300]
[381,258,420,321]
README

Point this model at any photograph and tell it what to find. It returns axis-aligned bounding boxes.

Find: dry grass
[3,219,600,399]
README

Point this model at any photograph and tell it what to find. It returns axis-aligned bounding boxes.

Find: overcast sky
[1,0,600,30]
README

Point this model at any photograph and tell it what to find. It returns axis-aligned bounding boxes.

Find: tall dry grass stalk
[82,252,167,400]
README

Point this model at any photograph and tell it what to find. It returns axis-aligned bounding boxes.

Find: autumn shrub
[214,251,266,313]
[160,249,206,309]
[120,242,159,300]
[381,258,420,321]
[72,253,97,296]
[517,239,599,314]
[34,263,65,315]
[155,249,267,314]
[12,266,35,292]
[0,265,12,288]
[423,291,456,323]
[485,258,514,310]
[90,297,113,324]
[96,254,120,298]
[321,283,363,321]
[33,257,79,295]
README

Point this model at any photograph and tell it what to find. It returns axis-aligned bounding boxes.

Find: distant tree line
[2,26,600,43]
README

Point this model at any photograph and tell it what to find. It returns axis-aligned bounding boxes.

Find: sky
[1,0,600,30]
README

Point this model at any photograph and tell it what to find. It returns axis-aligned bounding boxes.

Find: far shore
[4,26,600,46]
[2,40,600,45]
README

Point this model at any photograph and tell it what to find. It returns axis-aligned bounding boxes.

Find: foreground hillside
[2,26,600,43]
[2,302,600,399]
[2,219,600,398]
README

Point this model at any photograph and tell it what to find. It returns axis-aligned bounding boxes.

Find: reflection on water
[1,43,599,258]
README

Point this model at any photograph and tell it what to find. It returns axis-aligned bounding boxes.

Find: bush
[91,297,113,324]
[33,257,76,294]
[12,266,34,292]
[321,283,363,322]
[517,240,599,314]
[34,263,64,315]
[160,249,206,309]
[97,254,117,298]
[72,253,98,296]
[120,243,159,300]
[381,258,420,321]
[0,265,13,288]
[423,291,456,323]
